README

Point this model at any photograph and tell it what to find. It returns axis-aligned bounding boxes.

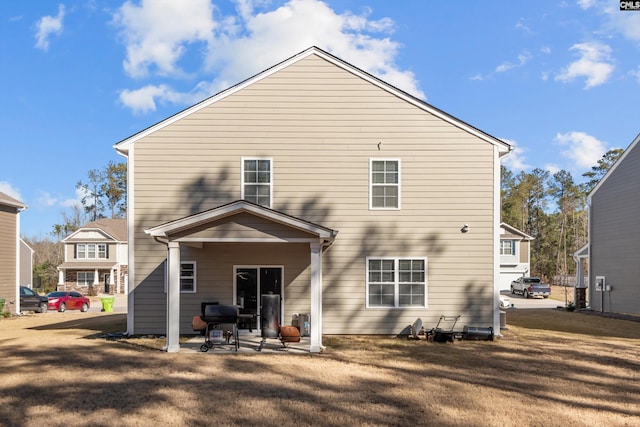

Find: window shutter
[74,244,77,259]
[106,244,110,258]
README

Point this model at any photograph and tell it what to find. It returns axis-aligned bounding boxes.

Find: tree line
[501,148,623,284]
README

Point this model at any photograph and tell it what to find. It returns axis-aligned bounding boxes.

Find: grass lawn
[0,308,638,426]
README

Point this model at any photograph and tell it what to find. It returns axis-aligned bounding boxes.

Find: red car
[47,291,90,312]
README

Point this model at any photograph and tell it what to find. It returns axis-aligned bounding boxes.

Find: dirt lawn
[1,308,638,427]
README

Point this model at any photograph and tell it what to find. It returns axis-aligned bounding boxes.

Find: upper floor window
[366,257,426,308]
[242,158,272,207]
[76,243,108,259]
[500,240,516,256]
[370,159,400,209]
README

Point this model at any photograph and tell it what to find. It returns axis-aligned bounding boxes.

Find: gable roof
[0,191,27,210]
[145,200,338,242]
[588,133,640,202]
[114,46,511,156]
[500,223,534,240]
[64,218,127,242]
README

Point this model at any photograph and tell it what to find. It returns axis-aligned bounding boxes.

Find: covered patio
[144,200,338,354]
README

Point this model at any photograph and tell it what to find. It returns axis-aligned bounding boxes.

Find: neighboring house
[499,223,533,290]
[576,133,640,315]
[114,46,511,352]
[19,239,34,287]
[0,191,28,314]
[57,218,127,295]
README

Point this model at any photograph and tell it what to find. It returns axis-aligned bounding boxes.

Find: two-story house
[576,133,640,315]
[57,218,127,295]
[499,223,533,290]
[114,46,511,352]
[0,191,28,314]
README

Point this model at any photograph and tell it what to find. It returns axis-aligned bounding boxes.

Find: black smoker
[256,293,300,351]
[257,293,280,351]
[200,303,240,352]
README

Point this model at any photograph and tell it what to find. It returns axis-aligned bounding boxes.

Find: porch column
[58,269,64,286]
[93,269,99,285]
[166,241,181,353]
[310,242,324,353]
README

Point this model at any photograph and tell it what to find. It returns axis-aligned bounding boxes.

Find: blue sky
[2,0,639,238]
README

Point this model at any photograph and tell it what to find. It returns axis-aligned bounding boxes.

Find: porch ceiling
[145,200,338,243]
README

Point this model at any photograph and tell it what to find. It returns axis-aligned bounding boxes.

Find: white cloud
[500,139,531,172]
[496,51,531,73]
[555,42,614,89]
[0,181,23,201]
[544,164,560,175]
[554,131,607,169]
[60,187,91,209]
[113,0,424,113]
[34,4,65,51]
[113,0,216,78]
[577,0,597,10]
[118,84,200,114]
[37,191,58,208]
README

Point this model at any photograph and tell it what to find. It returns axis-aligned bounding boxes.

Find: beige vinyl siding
[590,139,640,315]
[0,206,17,313]
[130,53,496,334]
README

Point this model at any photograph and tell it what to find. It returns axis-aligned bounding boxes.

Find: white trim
[493,145,502,335]
[241,157,273,208]
[369,158,401,210]
[162,260,197,294]
[118,143,135,336]
[365,256,428,309]
[174,237,323,243]
[180,261,197,294]
[114,47,511,155]
[233,265,285,329]
[145,200,337,240]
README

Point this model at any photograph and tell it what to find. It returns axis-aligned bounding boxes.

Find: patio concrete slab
[181,334,311,354]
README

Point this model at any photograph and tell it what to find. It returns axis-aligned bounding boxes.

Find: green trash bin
[101,296,115,312]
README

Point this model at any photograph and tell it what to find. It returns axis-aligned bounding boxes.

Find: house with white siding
[114,46,511,352]
[576,133,640,315]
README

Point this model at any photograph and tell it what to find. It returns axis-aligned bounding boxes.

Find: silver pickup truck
[510,277,551,298]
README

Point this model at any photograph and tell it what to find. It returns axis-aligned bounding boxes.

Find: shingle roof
[68,218,127,242]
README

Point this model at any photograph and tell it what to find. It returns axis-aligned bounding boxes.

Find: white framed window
[164,260,197,293]
[370,159,400,209]
[76,243,108,259]
[500,240,516,256]
[242,158,272,207]
[77,271,94,286]
[180,261,197,293]
[366,257,427,308]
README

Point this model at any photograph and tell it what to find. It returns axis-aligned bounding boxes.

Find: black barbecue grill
[200,303,240,352]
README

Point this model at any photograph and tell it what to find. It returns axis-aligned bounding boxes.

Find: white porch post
[166,242,181,353]
[310,242,324,353]
[58,270,64,287]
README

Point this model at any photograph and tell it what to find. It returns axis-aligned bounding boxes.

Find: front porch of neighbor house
[143,200,338,353]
